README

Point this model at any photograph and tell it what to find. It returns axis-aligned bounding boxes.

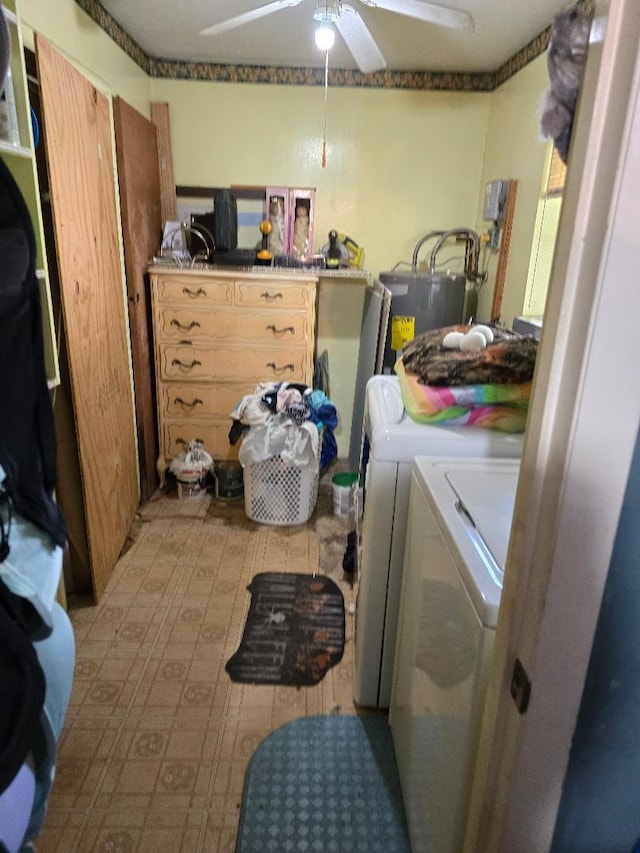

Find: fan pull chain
[322,49,329,168]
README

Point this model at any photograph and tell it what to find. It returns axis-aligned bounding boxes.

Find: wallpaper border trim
[73,0,556,92]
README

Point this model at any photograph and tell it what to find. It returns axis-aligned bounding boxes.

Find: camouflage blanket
[401,325,538,387]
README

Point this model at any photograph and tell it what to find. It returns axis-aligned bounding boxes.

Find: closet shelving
[2,0,59,387]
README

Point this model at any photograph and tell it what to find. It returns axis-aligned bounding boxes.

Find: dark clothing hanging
[0,157,66,548]
[0,575,46,795]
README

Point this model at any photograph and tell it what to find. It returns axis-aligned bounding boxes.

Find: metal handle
[174,397,203,409]
[170,319,201,331]
[260,291,283,301]
[266,324,295,336]
[182,287,207,297]
[171,358,201,369]
[177,436,204,446]
[266,362,295,373]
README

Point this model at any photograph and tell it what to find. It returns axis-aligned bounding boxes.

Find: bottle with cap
[326,230,341,269]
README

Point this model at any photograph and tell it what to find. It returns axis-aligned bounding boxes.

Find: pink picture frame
[265,186,290,258]
[288,188,315,259]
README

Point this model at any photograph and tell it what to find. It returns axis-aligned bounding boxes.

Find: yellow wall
[475,54,550,326]
[15,0,552,453]
[148,79,493,454]
[16,0,551,320]
[19,0,150,114]
[150,79,492,280]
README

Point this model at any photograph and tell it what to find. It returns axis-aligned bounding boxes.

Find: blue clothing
[0,465,74,850]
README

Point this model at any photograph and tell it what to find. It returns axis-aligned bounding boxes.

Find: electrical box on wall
[483,179,509,221]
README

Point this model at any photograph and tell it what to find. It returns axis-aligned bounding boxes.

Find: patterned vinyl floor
[35,481,372,853]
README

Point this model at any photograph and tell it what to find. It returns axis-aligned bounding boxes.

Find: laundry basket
[243,455,319,526]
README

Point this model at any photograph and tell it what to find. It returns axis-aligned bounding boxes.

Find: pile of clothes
[229,382,338,471]
[396,324,538,433]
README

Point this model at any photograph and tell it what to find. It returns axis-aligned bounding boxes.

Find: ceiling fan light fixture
[315,23,336,51]
[313,0,341,24]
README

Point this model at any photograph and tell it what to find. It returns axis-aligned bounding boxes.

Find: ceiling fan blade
[336,5,387,73]
[199,0,305,38]
[362,0,474,31]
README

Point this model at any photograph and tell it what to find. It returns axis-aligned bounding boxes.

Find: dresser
[149,266,318,476]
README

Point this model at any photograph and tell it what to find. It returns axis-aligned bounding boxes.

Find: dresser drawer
[234,280,312,310]
[157,306,310,345]
[161,382,247,420]
[160,345,311,383]
[155,275,233,305]
[164,421,239,463]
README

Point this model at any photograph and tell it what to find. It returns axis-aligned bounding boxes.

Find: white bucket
[176,471,206,499]
[332,472,361,518]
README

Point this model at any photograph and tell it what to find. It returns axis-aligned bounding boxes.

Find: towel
[395,358,531,433]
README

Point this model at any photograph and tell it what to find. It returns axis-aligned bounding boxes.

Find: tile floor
[36,480,366,852]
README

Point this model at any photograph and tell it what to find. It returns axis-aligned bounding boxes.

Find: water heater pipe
[428,227,481,282]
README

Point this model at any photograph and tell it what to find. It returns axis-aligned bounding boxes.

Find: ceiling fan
[198,0,474,74]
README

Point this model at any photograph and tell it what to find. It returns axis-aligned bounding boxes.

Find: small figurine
[256,219,273,266]
[326,230,341,268]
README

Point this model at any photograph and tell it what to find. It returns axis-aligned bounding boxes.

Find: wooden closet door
[113,97,162,503]
[36,35,139,601]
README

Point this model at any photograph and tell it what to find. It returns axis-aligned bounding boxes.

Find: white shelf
[3,0,60,388]
[0,139,32,158]
[2,7,17,26]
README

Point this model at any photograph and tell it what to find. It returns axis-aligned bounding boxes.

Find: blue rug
[236,714,410,852]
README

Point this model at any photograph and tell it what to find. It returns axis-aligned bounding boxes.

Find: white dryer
[353,375,523,708]
[389,456,520,853]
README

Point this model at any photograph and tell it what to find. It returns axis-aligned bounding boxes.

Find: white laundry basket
[243,455,319,526]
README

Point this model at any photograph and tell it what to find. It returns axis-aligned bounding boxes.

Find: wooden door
[36,35,139,602]
[113,97,161,503]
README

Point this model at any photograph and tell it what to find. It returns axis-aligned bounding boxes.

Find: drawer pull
[174,396,203,409]
[177,436,204,447]
[260,291,283,301]
[182,287,207,297]
[266,324,295,336]
[171,358,202,369]
[170,319,202,331]
[266,361,295,373]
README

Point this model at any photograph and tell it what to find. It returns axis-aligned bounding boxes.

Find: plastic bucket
[332,472,362,518]
[215,461,244,500]
[176,472,206,499]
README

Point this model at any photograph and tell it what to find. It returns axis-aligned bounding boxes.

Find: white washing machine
[353,375,523,708]
[389,456,520,853]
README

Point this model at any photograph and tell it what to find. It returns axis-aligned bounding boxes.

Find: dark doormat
[236,714,411,852]
[225,572,345,686]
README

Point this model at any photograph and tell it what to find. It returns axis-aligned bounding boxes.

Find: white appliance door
[390,458,518,853]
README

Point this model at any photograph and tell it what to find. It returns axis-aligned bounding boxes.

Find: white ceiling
[98,0,572,74]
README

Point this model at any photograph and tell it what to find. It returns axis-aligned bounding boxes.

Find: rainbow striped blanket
[395,358,531,433]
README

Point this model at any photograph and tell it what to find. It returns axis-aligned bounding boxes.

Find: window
[523,143,566,316]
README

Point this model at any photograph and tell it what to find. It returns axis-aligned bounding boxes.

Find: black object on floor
[342,529,357,581]
[225,572,345,686]
[236,714,411,853]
